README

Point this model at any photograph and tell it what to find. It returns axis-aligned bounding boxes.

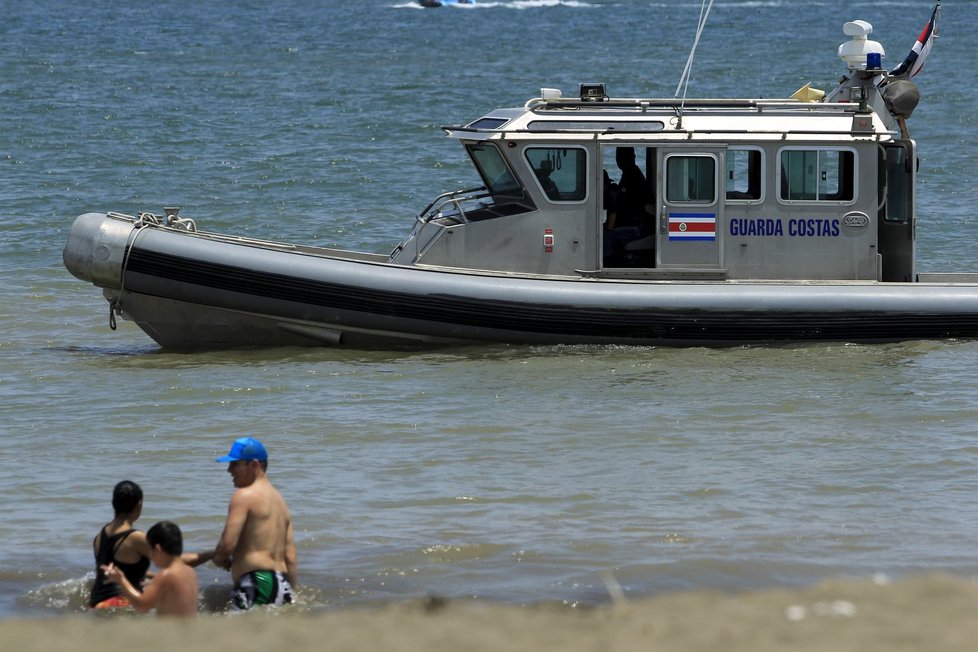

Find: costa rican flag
[668,213,716,241]
[890,2,941,79]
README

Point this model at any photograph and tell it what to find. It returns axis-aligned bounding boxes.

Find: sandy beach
[4,574,975,652]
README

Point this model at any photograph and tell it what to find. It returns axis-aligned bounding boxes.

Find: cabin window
[467,117,509,130]
[466,143,524,198]
[524,147,587,201]
[726,148,763,201]
[779,148,855,202]
[666,155,716,203]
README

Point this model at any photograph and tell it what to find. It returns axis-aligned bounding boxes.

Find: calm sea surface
[2,0,978,618]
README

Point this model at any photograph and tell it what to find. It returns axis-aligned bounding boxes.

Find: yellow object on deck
[790,82,826,102]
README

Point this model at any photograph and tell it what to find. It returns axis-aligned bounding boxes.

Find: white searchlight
[838,20,885,70]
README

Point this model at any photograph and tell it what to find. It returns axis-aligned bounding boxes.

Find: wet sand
[4,574,975,652]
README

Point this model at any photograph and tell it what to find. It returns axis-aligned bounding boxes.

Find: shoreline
[4,574,976,651]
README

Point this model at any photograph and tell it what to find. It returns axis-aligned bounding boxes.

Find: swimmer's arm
[182,550,214,568]
[129,532,156,582]
[213,490,249,570]
[284,518,297,586]
[102,563,163,614]
[129,530,153,560]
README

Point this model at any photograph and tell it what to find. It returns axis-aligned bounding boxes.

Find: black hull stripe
[126,248,978,341]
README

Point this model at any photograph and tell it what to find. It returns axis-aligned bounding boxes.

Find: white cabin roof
[446,89,896,145]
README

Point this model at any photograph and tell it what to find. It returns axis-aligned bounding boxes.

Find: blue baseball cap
[216,437,268,463]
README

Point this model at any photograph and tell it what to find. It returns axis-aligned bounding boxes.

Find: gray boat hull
[64,212,978,349]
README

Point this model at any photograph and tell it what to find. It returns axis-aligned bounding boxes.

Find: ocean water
[3,0,978,618]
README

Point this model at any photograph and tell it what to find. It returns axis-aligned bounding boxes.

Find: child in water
[102,520,199,617]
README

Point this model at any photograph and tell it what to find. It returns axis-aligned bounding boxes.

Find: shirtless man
[212,437,297,610]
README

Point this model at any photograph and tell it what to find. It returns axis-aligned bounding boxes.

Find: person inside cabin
[614,147,652,226]
[535,159,560,200]
[604,147,653,265]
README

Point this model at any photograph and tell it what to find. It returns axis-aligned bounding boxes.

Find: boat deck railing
[415,186,491,226]
[389,186,494,264]
[443,97,880,137]
[522,97,866,113]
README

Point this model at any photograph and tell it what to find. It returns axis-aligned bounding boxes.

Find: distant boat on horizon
[418,0,475,7]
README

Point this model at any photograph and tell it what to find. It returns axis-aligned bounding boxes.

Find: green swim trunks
[232,570,294,610]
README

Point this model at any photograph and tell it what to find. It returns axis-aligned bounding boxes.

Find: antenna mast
[675,0,715,106]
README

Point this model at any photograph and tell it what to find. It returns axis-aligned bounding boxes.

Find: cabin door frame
[656,146,725,269]
[878,140,916,282]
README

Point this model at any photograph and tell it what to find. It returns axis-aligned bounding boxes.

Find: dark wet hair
[146,521,183,556]
[111,480,143,515]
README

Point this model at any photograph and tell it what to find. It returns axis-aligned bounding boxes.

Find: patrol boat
[64,10,978,350]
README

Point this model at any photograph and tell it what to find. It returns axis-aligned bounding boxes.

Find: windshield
[466,143,524,198]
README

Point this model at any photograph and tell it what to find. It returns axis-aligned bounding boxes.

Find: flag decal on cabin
[668,213,717,241]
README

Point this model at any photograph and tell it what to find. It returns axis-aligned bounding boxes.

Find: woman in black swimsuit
[89,480,153,609]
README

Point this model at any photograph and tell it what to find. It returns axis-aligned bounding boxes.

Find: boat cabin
[390,30,920,284]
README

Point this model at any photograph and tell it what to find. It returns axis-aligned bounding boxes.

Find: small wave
[18,574,250,616]
[19,574,92,614]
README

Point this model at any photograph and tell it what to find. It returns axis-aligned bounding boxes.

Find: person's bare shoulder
[117,529,151,561]
[161,561,196,588]
[231,483,260,509]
